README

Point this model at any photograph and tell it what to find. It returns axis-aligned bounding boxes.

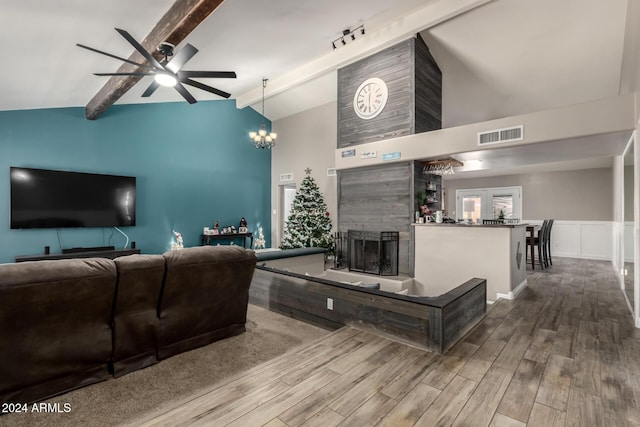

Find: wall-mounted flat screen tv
[10,167,136,229]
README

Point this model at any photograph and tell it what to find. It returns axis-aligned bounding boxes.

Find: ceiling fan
[77,28,236,104]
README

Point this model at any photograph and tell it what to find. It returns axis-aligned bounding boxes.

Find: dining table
[526,224,540,270]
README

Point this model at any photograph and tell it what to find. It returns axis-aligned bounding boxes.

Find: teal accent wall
[0,100,271,263]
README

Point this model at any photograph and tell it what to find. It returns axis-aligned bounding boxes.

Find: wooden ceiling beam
[84,0,225,120]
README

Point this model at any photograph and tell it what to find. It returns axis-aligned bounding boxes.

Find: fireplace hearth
[347,230,399,276]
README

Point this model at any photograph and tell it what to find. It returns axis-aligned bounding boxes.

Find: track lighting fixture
[331,25,365,50]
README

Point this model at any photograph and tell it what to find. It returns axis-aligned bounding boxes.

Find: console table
[15,248,141,263]
[201,233,253,249]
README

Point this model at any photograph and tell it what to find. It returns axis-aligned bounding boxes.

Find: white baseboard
[496,279,528,300]
[554,253,611,261]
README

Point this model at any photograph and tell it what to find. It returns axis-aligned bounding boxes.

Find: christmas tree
[280,169,333,252]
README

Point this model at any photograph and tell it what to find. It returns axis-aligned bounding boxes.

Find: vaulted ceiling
[3,0,636,126]
[4,0,637,178]
[1,0,432,117]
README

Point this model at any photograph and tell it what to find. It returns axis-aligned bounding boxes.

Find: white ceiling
[0,0,430,112]
[445,131,632,180]
[1,0,637,177]
[423,0,630,127]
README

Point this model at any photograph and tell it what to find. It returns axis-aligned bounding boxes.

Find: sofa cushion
[0,258,116,404]
[111,254,166,377]
[157,246,257,359]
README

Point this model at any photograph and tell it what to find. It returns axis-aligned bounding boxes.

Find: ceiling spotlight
[341,38,346,46]
[351,34,356,41]
[361,27,365,35]
[332,42,336,50]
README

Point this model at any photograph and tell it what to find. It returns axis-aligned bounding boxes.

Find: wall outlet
[327,298,333,310]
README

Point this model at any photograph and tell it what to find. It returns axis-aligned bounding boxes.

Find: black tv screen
[10,167,136,229]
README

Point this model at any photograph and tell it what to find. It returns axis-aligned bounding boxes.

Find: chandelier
[249,78,277,149]
[422,159,463,176]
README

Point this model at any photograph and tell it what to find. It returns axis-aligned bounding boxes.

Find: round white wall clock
[353,77,388,120]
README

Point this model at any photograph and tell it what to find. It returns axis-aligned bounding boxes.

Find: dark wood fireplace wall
[337,161,441,276]
[337,162,412,274]
[337,34,442,148]
[335,35,442,276]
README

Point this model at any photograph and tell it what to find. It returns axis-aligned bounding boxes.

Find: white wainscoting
[624,222,634,263]
[524,220,612,261]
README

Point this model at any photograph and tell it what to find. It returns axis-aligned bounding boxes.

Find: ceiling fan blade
[76,43,154,70]
[178,71,237,79]
[94,72,153,77]
[141,81,160,98]
[174,83,198,104]
[166,43,198,73]
[181,78,231,99]
[114,28,165,70]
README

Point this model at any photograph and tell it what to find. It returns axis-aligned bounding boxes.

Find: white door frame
[456,186,522,222]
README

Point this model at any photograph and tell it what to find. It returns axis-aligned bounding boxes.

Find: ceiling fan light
[154,73,177,87]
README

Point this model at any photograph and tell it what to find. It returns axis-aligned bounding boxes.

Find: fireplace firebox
[347,230,399,276]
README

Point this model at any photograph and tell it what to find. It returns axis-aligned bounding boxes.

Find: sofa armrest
[0,258,116,404]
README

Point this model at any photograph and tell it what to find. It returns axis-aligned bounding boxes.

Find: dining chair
[527,220,549,270]
[544,219,554,267]
[483,219,502,224]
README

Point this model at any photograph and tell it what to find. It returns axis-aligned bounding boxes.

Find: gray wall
[443,167,613,221]
[271,102,338,246]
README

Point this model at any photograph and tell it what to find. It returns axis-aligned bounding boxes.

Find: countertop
[412,222,528,228]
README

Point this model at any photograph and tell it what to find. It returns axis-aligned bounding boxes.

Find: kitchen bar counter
[412,222,527,302]
[414,223,528,228]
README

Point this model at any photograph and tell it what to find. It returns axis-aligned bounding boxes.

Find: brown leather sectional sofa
[0,245,256,405]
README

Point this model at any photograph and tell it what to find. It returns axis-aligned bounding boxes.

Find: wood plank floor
[132,258,640,426]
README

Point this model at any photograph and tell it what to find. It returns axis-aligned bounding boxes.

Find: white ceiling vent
[279,173,293,182]
[477,125,523,146]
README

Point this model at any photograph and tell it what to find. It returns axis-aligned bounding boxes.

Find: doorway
[279,184,296,245]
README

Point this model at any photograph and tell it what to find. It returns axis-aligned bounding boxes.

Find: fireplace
[347,230,399,276]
